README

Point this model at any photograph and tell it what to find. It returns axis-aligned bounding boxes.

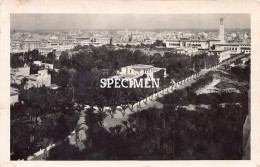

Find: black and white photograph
[8,13,251,161]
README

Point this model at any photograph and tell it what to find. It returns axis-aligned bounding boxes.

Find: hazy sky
[11,14,250,30]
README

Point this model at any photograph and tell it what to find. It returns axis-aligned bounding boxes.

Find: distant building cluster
[10,17,251,104]
[11,18,250,59]
[165,18,251,62]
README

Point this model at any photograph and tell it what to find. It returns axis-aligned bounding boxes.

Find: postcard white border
[1,0,260,166]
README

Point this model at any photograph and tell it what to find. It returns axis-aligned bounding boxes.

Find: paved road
[103,54,249,128]
[103,69,211,128]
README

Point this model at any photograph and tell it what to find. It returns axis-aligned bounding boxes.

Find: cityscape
[10,14,250,160]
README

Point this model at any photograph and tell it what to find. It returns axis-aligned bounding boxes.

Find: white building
[215,44,241,54]
[38,47,54,56]
[240,44,251,54]
[10,67,30,84]
[96,37,110,45]
[56,43,75,51]
[166,39,209,49]
[33,61,54,70]
[165,39,181,48]
[215,43,251,54]
[118,64,166,79]
[76,37,92,45]
[37,70,51,87]
[22,39,41,51]
[142,38,153,45]
[241,47,251,54]
[28,70,51,88]
[10,41,22,52]
[208,40,222,48]
[208,50,231,62]
[185,40,209,49]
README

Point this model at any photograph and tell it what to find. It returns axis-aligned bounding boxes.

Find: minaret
[219,18,225,43]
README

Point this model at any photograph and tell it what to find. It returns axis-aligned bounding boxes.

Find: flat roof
[39,47,53,50]
[208,50,229,52]
[216,44,240,46]
[241,47,251,50]
[23,39,40,42]
[126,64,154,69]
[166,39,217,42]
[208,39,221,41]
[152,67,165,72]
[76,37,90,39]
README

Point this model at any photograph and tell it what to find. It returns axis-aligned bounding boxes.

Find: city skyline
[11,14,250,31]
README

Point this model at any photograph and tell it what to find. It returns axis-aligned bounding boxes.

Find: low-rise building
[10,67,30,84]
[208,50,231,62]
[215,43,251,54]
[33,61,54,70]
[240,44,251,54]
[215,44,241,54]
[22,39,41,51]
[142,38,153,45]
[118,64,166,79]
[185,40,209,49]
[28,70,51,88]
[166,39,211,49]
[96,37,110,45]
[76,37,92,45]
[37,70,51,87]
[38,47,54,56]
[42,63,54,70]
[165,39,181,48]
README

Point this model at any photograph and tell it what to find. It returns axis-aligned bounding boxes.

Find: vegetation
[10,45,223,160]
[11,87,80,160]
[45,67,249,160]
[46,91,248,160]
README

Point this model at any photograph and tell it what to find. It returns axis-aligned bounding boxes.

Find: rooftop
[152,67,165,72]
[126,64,154,70]
[209,49,229,52]
[216,44,240,46]
[23,39,41,42]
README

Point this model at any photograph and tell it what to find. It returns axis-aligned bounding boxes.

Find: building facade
[208,50,231,62]
[119,64,166,79]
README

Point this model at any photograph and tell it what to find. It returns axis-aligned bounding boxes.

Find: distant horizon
[11,14,250,31]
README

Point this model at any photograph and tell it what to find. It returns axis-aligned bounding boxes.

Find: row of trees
[46,93,248,160]
[11,50,56,68]
[53,46,218,88]
[10,45,220,160]
[11,45,219,83]
[45,70,248,160]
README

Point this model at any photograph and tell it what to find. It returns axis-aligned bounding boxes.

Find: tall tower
[219,18,225,43]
